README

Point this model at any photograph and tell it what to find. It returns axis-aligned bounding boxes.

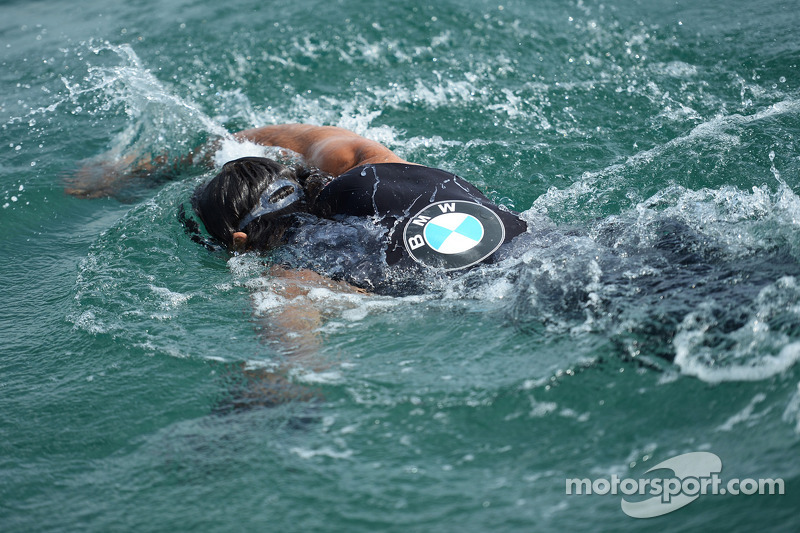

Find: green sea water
[3,0,800,531]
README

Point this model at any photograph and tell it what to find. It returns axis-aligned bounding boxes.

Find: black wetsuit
[313,163,528,269]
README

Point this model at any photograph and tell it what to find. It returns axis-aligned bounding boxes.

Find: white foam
[70,310,110,335]
[250,290,287,314]
[653,61,698,78]
[578,174,800,265]
[243,359,281,372]
[227,254,268,281]
[528,395,558,418]
[290,368,344,384]
[149,285,191,309]
[531,97,800,219]
[673,276,800,383]
[212,138,306,169]
[782,381,800,434]
[289,446,353,460]
[716,393,769,431]
[338,295,423,322]
[674,325,800,384]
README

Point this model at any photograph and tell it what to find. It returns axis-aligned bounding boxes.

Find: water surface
[2,0,800,530]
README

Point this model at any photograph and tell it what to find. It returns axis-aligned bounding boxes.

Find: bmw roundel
[402,200,506,270]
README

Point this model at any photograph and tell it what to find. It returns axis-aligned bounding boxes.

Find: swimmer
[70,124,528,290]
[68,124,530,408]
[194,124,528,277]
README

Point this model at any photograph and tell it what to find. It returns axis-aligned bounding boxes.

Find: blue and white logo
[423,212,485,254]
[402,201,505,270]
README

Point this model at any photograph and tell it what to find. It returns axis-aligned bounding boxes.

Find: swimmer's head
[191,156,331,251]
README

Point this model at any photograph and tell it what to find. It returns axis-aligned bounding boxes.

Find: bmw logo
[402,200,505,270]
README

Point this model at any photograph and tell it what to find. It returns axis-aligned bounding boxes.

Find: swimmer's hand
[66,147,206,200]
[65,155,134,199]
[65,149,166,199]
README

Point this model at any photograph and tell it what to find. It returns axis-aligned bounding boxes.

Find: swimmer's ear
[232,232,248,252]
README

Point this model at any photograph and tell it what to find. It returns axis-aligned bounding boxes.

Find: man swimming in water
[190,124,528,289]
[71,124,530,406]
[69,123,529,355]
[70,123,527,291]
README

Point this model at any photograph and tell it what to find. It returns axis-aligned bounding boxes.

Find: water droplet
[779,76,786,83]
[769,150,775,161]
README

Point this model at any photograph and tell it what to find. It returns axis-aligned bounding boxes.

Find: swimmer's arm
[234,124,411,176]
[65,147,205,199]
[259,265,367,358]
[219,266,366,411]
[66,123,405,198]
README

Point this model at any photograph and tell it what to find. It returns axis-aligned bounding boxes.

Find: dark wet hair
[191,156,332,250]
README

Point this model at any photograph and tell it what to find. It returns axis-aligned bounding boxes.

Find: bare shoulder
[234,124,409,175]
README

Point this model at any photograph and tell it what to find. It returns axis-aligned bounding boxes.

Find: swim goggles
[237,178,304,230]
